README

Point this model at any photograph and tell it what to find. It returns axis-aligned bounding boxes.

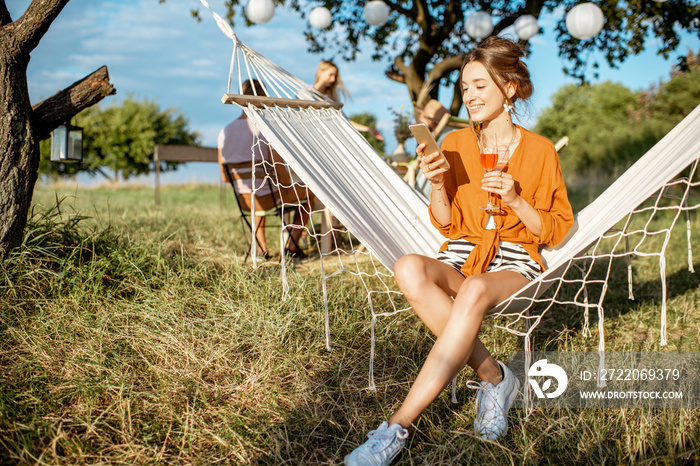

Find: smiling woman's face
[461,61,511,123]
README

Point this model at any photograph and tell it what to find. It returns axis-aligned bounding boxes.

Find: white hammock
[200,2,699,411]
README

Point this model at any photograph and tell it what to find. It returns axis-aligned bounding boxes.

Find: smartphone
[409,123,450,170]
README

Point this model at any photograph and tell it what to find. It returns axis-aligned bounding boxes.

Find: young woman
[313,60,384,141]
[345,37,574,466]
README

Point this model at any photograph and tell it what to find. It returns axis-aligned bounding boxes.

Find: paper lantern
[565,3,604,40]
[364,1,390,27]
[465,11,493,41]
[245,0,275,24]
[514,14,539,41]
[309,7,332,29]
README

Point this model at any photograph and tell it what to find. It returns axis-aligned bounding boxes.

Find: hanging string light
[514,14,539,41]
[363,1,390,27]
[565,3,604,40]
[245,0,275,24]
[309,6,332,29]
[465,11,493,40]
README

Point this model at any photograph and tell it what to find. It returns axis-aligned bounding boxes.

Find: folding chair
[222,161,296,261]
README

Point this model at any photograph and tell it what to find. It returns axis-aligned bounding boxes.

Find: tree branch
[413,53,466,108]
[392,56,410,78]
[441,0,465,40]
[385,69,405,84]
[0,1,11,27]
[382,0,413,21]
[32,65,116,141]
[13,0,69,56]
[428,54,466,81]
[414,0,430,29]
[95,166,114,183]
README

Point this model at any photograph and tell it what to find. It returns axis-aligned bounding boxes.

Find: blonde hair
[315,60,350,102]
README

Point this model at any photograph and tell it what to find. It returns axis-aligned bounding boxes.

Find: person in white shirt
[218,79,309,258]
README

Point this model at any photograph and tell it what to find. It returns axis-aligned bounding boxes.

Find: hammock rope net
[201,1,699,415]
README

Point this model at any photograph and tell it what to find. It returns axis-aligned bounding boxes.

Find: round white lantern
[364,1,390,27]
[514,14,539,41]
[246,0,275,24]
[565,3,604,40]
[309,6,332,29]
[465,11,493,41]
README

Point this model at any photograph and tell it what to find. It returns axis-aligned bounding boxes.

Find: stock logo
[528,359,568,399]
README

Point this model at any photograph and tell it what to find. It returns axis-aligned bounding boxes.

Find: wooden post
[152,145,219,206]
[154,146,161,206]
[321,208,333,255]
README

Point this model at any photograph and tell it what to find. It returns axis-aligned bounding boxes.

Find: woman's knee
[454,275,491,311]
[394,254,430,293]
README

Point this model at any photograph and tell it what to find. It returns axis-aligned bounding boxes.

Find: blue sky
[9,0,700,185]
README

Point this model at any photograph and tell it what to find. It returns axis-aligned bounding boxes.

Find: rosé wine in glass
[480,151,498,211]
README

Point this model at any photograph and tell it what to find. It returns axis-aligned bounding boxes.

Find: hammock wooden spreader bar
[222,94,344,110]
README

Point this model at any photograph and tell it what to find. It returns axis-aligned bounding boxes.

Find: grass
[1,181,699,464]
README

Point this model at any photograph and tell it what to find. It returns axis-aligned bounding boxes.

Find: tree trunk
[0,48,38,259]
[0,57,115,257]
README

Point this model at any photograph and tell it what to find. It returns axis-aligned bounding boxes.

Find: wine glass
[479,147,498,211]
[490,145,511,213]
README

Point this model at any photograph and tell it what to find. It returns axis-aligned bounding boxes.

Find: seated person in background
[415,99,452,140]
[218,79,309,259]
[313,60,384,141]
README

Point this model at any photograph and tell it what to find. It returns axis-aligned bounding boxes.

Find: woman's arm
[350,120,384,141]
[484,169,542,237]
[483,146,573,244]
[504,189,542,237]
[417,143,451,226]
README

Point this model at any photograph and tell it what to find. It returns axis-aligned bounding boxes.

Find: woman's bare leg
[253,215,269,253]
[285,206,310,252]
[394,255,496,384]
[390,254,528,428]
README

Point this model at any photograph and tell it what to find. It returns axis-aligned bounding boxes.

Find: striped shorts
[437,239,541,281]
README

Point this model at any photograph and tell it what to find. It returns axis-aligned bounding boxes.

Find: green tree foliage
[186,1,699,113]
[652,49,700,124]
[535,52,700,179]
[349,111,385,156]
[535,82,639,174]
[39,97,200,181]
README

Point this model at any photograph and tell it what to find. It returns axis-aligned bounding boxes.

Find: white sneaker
[468,360,520,441]
[344,421,408,466]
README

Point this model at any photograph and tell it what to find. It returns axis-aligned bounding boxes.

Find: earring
[503,103,513,112]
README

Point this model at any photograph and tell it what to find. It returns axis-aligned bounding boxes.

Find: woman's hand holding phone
[417,143,449,187]
[411,123,449,188]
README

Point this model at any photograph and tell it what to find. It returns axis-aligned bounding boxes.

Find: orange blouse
[429,126,574,277]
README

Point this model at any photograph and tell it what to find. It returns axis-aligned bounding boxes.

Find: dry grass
[0,183,699,464]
